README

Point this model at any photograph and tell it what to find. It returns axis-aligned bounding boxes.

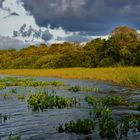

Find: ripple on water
[0,76,140,140]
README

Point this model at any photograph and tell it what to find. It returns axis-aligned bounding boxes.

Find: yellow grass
[0,67,140,88]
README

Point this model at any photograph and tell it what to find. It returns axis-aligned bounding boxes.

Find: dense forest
[0,26,140,69]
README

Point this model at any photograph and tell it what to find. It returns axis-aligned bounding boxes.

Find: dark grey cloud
[10,12,20,16]
[0,0,4,8]
[21,0,140,35]
[0,35,26,50]
[42,30,52,41]
[58,34,92,43]
[13,24,53,41]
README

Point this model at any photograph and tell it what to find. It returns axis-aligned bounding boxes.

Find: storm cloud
[21,0,140,35]
[0,0,4,8]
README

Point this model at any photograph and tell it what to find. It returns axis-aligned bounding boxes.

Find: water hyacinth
[57,119,95,134]
[27,91,78,111]
[85,95,128,107]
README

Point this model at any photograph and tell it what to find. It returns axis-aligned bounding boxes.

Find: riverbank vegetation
[0,67,140,88]
[0,26,140,69]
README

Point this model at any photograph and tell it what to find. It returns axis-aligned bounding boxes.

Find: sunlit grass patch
[0,67,140,88]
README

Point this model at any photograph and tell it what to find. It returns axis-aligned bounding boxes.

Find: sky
[0,0,140,49]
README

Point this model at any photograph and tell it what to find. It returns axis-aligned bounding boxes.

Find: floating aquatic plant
[57,119,95,134]
[27,91,78,111]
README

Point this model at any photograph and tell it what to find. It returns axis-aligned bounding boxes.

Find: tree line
[0,26,140,69]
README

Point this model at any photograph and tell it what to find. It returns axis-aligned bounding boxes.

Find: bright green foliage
[11,88,17,93]
[27,91,77,111]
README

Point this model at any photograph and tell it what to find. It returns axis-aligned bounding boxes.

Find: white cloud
[0,0,44,37]
[0,0,109,47]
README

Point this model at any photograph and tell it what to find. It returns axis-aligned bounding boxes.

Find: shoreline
[0,67,140,88]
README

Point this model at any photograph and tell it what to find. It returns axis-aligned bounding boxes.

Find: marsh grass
[0,67,139,88]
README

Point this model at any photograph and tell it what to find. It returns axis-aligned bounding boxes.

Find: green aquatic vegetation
[91,107,126,139]
[0,77,17,82]
[8,133,21,140]
[0,93,13,100]
[0,77,64,88]
[112,114,140,139]
[118,115,135,138]
[101,96,126,106]
[97,108,118,139]
[91,108,112,120]
[85,96,98,106]
[101,108,112,120]
[16,94,25,101]
[82,87,100,92]
[11,88,17,94]
[51,81,64,86]
[90,108,103,118]
[135,117,140,132]
[137,102,140,111]
[68,86,100,93]
[57,119,95,134]
[20,80,63,87]
[0,114,8,123]
[99,117,118,139]
[68,86,81,92]
[0,77,35,84]
[85,95,128,107]
[3,114,8,122]
[0,84,6,90]
[27,91,78,111]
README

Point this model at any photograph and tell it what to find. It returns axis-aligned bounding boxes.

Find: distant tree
[0,26,140,69]
[83,38,106,67]
[98,57,116,67]
[34,55,62,69]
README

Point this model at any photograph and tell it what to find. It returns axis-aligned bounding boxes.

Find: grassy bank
[0,67,140,88]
